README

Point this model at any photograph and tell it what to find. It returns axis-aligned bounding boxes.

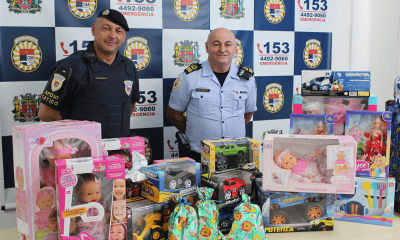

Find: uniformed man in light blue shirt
[166,28,257,162]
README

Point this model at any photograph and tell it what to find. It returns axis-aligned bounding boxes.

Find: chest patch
[51,73,66,92]
[124,80,133,96]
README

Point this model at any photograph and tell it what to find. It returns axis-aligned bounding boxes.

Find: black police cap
[97,9,129,32]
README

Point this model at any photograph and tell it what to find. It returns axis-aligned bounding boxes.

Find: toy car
[164,168,196,190]
[302,75,333,91]
[132,207,172,240]
[269,192,325,224]
[141,180,159,197]
[309,217,334,231]
[127,179,141,198]
[223,178,246,200]
[218,205,235,232]
[215,144,248,157]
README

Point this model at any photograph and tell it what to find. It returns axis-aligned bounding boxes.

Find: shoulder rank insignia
[184,63,202,74]
[238,65,254,80]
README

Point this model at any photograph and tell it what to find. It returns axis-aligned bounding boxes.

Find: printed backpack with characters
[168,196,198,239]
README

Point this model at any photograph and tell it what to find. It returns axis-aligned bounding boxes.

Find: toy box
[290,114,334,135]
[201,137,260,176]
[56,155,126,239]
[263,135,357,194]
[262,191,335,233]
[301,70,370,96]
[153,157,195,164]
[12,120,102,240]
[345,111,392,178]
[140,159,200,203]
[335,177,395,227]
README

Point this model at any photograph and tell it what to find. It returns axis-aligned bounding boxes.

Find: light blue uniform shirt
[169,60,257,153]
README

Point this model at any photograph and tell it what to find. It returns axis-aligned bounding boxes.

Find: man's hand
[166,106,186,133]
[38,104,63,122]
[130,103,136,115]
[244,112,254,125]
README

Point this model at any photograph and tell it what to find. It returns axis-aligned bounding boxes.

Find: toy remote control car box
[345,111,392,178]
[12,120,102,240]
[301,70,370,97]
[56,155,126,239]
[335,177,395,227]
[290,114,334,135]
[263,134,356,194]
[140,159,200,203]
[201,137,260,176]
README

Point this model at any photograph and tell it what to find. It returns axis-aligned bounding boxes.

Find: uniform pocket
[191,91,211,115]
[232,92,248,115]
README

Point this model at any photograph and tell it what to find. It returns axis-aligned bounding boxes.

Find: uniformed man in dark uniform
[38,9,140,138]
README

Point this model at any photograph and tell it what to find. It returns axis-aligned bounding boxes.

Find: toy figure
[303,101,320,115]
[41,139,77,189]
[370,154,386,177]
[271,173,283,185]
[334,151,349,174]
[34,187,56,232]
[70,174,109,240]
[315,121,327,135]
[110,224,126,240]
[15,166,28,223]
[111,201,127,223]
[113,179,126,201]
[274,149,333,183]
[332,99,349,135]
[363,117,386,164]
[42,209,58,240]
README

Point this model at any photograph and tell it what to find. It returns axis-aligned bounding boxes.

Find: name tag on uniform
[95,77,108,80]
[195,88,210,92]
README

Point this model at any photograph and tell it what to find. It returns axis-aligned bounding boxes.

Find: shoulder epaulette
[237,65,254,80]
[84,51,97,63]
[184,63,202,74]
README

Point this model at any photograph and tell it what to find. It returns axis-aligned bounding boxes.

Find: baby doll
[111,201,127,223]
[34,187,56,232]
[15,166,28,223]
[334,150,349,174]
[110,224,126,240]
[363,117,386,164]
[70,173,109,240]
[41,139,77,189]
[274,149,333,183]
[42,209,58,240]
[303,101,320,115]
[113,179,126,201]
[271,172,283,185]
[315,121,326,135]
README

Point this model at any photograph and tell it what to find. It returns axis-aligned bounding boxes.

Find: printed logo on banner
[297,0,328,22]
[115,0,157,17]
[173,40,200,67]
[7,0,42,14]
[11,35,42,73]
[12,93,41,123]
[174,0,199,21]
[303,39,322,68]
[220,0,245,19]
[257,41,290,67]
[59,40,90,58]
[233,38,244,66]
[263,83,284,113]
[124,37,151,71]
[264,0,285,24]
[68,0,97,19]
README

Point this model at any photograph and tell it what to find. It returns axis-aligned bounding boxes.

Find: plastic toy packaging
[290,114,334,135]
[345,111,392,178]
[196,188,224,240]
[168,196,198,239]
[225,194,266,240]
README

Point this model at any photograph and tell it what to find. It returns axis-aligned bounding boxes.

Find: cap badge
[102,9,110,15]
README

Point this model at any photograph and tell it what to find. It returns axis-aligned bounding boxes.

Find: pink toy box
[56,155,126,240]
[263,134,356,194]
[12,120,102,240]
[290,113,335,135]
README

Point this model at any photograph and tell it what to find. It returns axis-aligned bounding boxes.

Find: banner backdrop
[0,0,332,188]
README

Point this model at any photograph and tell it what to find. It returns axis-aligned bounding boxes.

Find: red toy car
[223,178,246,200]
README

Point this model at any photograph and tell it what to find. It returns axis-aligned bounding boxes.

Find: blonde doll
[315,121,327,135]
[363,117,386,164]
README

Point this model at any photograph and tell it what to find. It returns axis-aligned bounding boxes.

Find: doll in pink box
[274,149,333,183]
[34,187,56,231]
[15,166,28,223]
[70,173,109,240]
[362,117,386,164]
[42,209,58,240]
[41,139,77,189]
[334,150,349,174]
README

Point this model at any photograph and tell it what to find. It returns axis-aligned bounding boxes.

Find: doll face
[17,172,24,190]
[113,179,126,200]
[317,123,324,132]
[48,217,58,232]
[77,180,102,203]
[375,158,382,166]
[281,153,297,170]
[110,224,125,240]
[37,194,53,210]
[113,201,126,221]
[373,119,382,129]
[303,109,319,115]
[337,153,345,160]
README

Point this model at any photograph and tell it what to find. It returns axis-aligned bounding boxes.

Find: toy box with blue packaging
[290,114,334,135]
[263,134,357,194]
[301,70,371,97]
[335,177,395,227]
[345,111,392,178]
[12,120,102,240]
[56,155,126,240]
[140,159,200,203]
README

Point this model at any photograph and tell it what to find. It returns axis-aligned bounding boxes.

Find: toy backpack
[226,194,266,240]
[168,196,198,239]
[196,187,225,240]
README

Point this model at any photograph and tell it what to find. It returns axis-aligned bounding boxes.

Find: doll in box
[274,149,333,183]
[334,150,349,174]
[363,117,386,164]
[15,166,28,223]
[111,201,127,223]
[70,173,110,240]
[303,101,320,115]
[34,187,56,231]
[315,121,327,135]
[42,209,58,240]
[113,178,126,201]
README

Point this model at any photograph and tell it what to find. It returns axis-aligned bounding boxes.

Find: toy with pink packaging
[263,135,356,194]
[56,155,126,240]
[12,120,102,240]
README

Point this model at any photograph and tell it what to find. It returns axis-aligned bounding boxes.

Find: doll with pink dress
[42,209,58,240]
[334,150,349,174]
[15,166,28,223]
[362,117,386,164]
[70,173,110,240]
[274,149,333,183]
[34,187,56,232]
